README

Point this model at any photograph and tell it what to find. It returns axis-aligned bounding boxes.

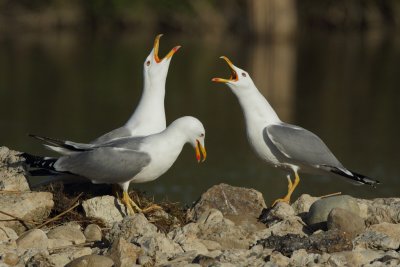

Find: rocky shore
[0,146,399,266]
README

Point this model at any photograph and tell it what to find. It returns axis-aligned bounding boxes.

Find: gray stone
[47,225,86,244]
[108,238,142,267]
[0,192,53,234]
[188,183,266,222]
[83,224,102,242]
[106,214,157,244]
[0,147,30,192]
[291,194,319,214]
[327,207,365,236]
[65,255,114,267]
[266,251,290,267]
[82,196,125,228]
[306,195,360,226]
[16,229,48,250]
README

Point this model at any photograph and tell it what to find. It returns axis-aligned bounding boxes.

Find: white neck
[232,83,281,127]
[125,78,166,135]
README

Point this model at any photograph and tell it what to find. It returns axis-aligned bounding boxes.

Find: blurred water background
[0,0,399,204]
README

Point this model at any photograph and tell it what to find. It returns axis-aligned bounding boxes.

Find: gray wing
[91,126,132,144]
[264,123,343,168]
[55,147,151,182]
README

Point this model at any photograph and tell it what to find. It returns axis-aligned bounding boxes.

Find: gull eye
[146,60,150,66]
[241,72,247,77]
[200,133,204,137]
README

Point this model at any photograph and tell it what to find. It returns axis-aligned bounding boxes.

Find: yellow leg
[121,191,142,215]
[272,171,300,207]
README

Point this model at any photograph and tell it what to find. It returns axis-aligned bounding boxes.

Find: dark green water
[1,32,399,204]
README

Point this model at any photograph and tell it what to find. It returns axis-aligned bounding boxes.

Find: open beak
[195,140,207,163]
[211,56,238,83]
[153,34,181,63]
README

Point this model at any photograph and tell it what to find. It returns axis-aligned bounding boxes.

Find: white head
[170,116,207,163]
[211,56,256,92]
[143,34,181,86]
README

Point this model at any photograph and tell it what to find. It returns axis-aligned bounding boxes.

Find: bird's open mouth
[211,56,238,83]
[195,140,207,163]
[153,34,181,63]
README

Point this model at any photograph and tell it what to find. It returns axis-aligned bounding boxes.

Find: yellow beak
[195,140,207,163]
[153,34,181,63]
[211,56,238,83]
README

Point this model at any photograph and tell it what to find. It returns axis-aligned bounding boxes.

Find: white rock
[0,192,53,234]
[84,224,102,242]
[0,147,30,192]
[108,238,142,267]
[82,196,124,227]
[47,247,92,267]
[353,231,400,251]
[16,229,48,250]
[329,250,384,266]
[137,234,183,263]
[291,194,319,214]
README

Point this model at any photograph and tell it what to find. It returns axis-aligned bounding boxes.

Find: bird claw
[271,197,291,207]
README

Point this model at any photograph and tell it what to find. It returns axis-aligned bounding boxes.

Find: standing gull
[40,34,181,156]
[31,34,180,187]
[212,56,379,206]
[22,116,207,214]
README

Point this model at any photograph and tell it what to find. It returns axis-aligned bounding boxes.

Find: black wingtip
[330,167,380,187]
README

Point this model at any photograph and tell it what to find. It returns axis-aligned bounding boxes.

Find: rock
[83,224,102,242]
[137,255,153,266]
[327,207,365,236]
[259,202,295,226]
[0,191,53,233]
[291,194,319,214]
[3,252,19,266]
[16,229,48,250]
[353,231,400,251]
[82,196,125,228]
[353,223,400,251]
[106,214,157,244]
[256,229,352,256]
[369,222,400,242]
[137,234,183,263]
[266,251,290,267]
[188,183,266,222]
[258,216,308,238]
[47,238,73,249]
[306,195,360,227]
[357,198,400,225]
[328,250,384,266]
[65,255,114,267]
[108,238,142,267]
[192,254,218,266]
[47,225,86,244]
[47,247,92,266]
[0,225,18,242]
[289,249,320,266]
[195,209,256,249]
[0,147,30,192]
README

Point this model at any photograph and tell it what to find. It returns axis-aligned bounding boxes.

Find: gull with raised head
[212,56,379,206]
[22,116,207,214]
